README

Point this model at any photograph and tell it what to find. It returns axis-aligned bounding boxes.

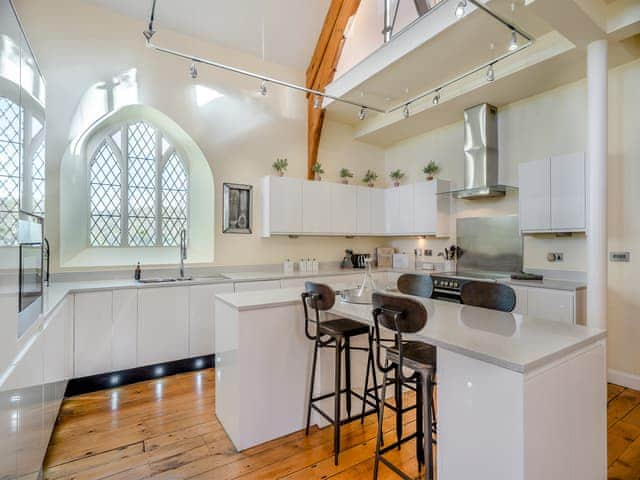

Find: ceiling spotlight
[432,90,440,105]
[403,104,410,119]
[508,30,518,51]
[486,64,495,82]
[260,81,268,96]
[189,62,198,79]
[314,96,322,109]
[358,107,366,121]
[455,0,467,18]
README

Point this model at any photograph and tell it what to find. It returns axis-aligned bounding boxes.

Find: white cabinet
[330,183,357,234]
[74,291,113,378]
[550,152,586,232]
[112,289,138,371]
[234,280,282,292]
[262,176,303,236]
[302,181,331,234]
[42,301,68,384]
[137,287,189,366]
[519,158,551,232]
[413,179,450,236]
[355,187,371,234]
[527,288,574,324]
[189,283,234,356]
[385,185,414,234]
[370,188,386,235]
[519,153,586,233]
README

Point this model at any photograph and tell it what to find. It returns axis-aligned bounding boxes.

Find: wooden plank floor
[43,369,639,479]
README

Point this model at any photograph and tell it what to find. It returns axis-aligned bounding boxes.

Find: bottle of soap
[134,262,142,281]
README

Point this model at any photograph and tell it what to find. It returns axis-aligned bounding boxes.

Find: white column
[586,40,608,330]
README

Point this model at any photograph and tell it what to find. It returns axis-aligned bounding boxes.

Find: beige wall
[15,0,386,271]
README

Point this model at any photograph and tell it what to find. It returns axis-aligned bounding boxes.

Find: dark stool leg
[373,362,390,480]
[334,336,342,466]
[395,366,403,448]
[423,371,434,480]
[416,377,424,469]
[361,329,380,424]
[345,337,352,419]
[305,339,319,435]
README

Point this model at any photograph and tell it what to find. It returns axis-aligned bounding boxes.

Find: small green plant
[272,158,288,176]
[389,169,405,186]
[362,170,378,187]
[340,168,354,179]
[312,162,325,180]
[423,161,440,180]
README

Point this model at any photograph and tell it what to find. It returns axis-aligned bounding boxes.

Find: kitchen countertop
[215,287,605,374]
[500,277,586,291]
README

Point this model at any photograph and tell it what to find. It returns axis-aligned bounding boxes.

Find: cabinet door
[330,183,357,234]
[268,176,302,234]
[137,287,189,366]
[234,280,281,292]
[386,186,414,234]
[414,181,437,234]
[112,289,138,371]
[356,187,371,234]
[550,152,586,232]
[74,291,113,377]
[527,288,574,324]
[189,283,234,356]
[42,304,67,384]
[385,188,400,233]
[302,181,331,233]
[519,158,551,232]
[370,188,386,234]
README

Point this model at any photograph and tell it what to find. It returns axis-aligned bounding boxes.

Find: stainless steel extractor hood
[445,103,514,199]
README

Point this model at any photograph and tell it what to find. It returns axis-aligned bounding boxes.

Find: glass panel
[161,152,188,246]
[31,140,44,215]
[127,122,156,246]
[89,142,121,246]
[0,97,22,246]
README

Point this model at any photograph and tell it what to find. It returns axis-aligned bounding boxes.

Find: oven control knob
[453,282,458,288]
[444,281,450,287]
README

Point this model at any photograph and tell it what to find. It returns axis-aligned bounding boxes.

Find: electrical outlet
[546,252,564,262]
[556,252,563,261]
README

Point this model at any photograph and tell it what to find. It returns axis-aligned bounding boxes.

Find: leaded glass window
[161,152,188,246]
[87,121,189,247]
[89,142,122,246]
[0,97,21,246]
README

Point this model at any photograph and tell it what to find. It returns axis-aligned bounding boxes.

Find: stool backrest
[372,292,427,334]
[397,273,434,298]
[303,282,336,311]
[460,281,516,312]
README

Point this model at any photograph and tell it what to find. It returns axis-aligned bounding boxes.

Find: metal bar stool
[301,282,380,465]
[372,292,436,480]
[460,281,516,312]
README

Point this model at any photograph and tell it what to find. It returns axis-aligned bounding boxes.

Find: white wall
[15,0,386,272]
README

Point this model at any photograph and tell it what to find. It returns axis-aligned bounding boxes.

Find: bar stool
[397,273,434,298]
[301,282,379,465]
[460,281,516,312]
[372,292,436,480]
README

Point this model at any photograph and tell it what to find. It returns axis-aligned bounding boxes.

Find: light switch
[609,252,630,262]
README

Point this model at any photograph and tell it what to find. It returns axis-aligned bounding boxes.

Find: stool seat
[387,341,436,368]
[319,318,370,337]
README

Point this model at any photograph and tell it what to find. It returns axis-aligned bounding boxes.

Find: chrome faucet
[178,229,191,280]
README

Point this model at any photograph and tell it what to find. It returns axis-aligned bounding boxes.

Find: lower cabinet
[234,280,282,292]
[189,283,234,357]
[112,289,138,371]
[507,285,583,325]
[137,287,190,366]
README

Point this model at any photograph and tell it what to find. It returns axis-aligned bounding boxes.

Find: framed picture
[223,183,253,234]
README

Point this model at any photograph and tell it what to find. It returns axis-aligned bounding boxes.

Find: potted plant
[272,158,288,177]
[312,162,325,181]
[423,161,440,181]
[390,169,405,187]
[362,170,378,188]
[339,168,354,184]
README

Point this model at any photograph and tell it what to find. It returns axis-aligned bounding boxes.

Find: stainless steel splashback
[456,215,522,274]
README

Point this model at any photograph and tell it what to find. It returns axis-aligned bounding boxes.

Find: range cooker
[430,270,510,303]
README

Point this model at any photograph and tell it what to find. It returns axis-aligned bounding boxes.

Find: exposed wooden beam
[306,0,361,179]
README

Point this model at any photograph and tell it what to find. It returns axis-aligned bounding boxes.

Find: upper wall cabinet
[262,176,450,237]
[519,153,586,233]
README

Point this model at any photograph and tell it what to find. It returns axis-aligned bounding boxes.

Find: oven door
[431,288,462,303]
[18,212,43,337]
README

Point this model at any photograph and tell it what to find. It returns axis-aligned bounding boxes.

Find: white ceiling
[82,0,331,69]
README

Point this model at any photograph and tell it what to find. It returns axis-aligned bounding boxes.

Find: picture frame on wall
[223,183,253,234]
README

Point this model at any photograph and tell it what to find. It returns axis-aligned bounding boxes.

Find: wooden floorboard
[43,369,640,479]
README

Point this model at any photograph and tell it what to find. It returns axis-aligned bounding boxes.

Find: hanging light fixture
[259,81,268,96]
[486,63,495,82]
[314,96,322,109]
[455,0,467,18]
[189,62,198,79]
[432,90,441,105]
[402,104,410,119]
[358,107,366,121]
[508,30,518,51]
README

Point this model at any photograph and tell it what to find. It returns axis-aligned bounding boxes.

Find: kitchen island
[215,285,607,480]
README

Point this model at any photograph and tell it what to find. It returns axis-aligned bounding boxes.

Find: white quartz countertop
[215,287,605,374]
[500,277,586,291]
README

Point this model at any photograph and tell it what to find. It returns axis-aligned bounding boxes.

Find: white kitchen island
[214,286,607,480]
